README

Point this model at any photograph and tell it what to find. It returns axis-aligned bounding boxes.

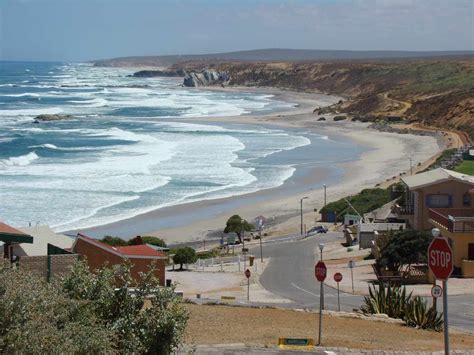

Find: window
[463,193,471,207]
[426,194,451,208]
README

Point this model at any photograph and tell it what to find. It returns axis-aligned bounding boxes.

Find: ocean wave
[0,107,63,117]
[0,152,39,168]
[2,93,41,97]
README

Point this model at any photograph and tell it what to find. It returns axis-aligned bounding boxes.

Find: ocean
[0,61,360,232]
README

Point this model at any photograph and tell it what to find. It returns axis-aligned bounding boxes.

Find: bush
[320,188,392,222]
[0,260,189,353]
[173,247,197,270]
[101,235,127,246]
[361,283,443,331]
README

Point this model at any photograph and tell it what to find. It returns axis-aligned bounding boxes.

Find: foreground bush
[361,283,443,331]
[0,260,188,354]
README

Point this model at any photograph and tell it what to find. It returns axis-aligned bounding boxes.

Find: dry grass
[185,304,474,351]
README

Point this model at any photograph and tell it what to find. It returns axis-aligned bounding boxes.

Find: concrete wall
[462,260,474,277]
[74,239,165,285]
[412,180,473,230]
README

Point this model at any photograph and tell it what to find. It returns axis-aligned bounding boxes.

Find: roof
[14,225,74,256]
[402,168,474,190]
[0,222,33,244]
[75,234,166,259]
[364,199,398,222]
[116,245,166,257]
[359,223,405,232]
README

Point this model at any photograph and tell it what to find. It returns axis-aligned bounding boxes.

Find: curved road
[248,233,474,333]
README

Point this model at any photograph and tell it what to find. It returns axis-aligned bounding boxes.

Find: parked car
[307,225,328,235]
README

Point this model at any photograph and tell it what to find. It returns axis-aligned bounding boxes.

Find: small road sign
[428,238,454,281]
[315,261,327,282]
[245,269,251,279]
[334,272,343,282]
[431,285,443,298]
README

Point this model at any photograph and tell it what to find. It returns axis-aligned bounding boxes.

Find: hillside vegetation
[171,58,474,139]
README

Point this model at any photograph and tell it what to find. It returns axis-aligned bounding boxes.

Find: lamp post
[319,243,325,310]
[300,196,308,235]
[323,184,327,207]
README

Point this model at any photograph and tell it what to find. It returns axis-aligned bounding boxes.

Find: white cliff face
[183,69,231,87]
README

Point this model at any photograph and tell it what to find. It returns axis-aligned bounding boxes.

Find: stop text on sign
[430,249,451,268]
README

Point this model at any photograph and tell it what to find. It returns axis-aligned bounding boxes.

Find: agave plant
[404,296,444,331]
[361,283,443,332]
[361,282,412,319]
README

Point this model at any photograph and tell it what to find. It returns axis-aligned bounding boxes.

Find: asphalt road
[248,233,474,333]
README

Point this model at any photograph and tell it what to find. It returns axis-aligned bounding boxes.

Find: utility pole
[300,196,308,235]
[323,184,327,207]
[410,157,413,175]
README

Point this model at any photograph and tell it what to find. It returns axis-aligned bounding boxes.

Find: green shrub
[197,248,220,259]
[0,260,189,353]
[361,283,443,331]
[320,188,392,221]
[100,235,127,246]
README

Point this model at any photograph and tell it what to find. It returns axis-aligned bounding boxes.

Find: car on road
[307,225,328,235]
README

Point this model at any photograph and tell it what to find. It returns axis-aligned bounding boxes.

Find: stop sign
[315,261,327,282]
[334,272,343,283]
[428,237,453,281]
[245,269,251,279]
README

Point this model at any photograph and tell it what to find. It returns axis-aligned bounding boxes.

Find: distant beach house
[0,222,33,262]
[395,168,474,277]
[12,225,74,257]
[73,233,167,285]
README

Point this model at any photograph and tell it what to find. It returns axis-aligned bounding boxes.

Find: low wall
[18,254,80,279]
[462,259,474,278]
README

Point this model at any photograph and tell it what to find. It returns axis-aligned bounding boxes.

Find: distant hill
[93,48,474,67]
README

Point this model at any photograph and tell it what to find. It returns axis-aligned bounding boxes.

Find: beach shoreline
[69,86,445,244]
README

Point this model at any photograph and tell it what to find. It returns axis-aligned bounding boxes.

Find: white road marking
[290,282,320,297]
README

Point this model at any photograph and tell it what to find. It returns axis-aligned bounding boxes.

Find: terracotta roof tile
[116,245,166,257]
[76,233,166,258]
[0,222,30,236]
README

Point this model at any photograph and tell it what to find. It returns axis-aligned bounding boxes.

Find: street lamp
[319,243,325,261]
[323,184,327,207]
[300,196,308,235]
[432,228,440,238]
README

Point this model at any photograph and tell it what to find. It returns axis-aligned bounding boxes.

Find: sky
[0,0,473,62]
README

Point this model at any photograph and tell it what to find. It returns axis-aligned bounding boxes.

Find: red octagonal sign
[428,237,453,281]
[315,261,327,282]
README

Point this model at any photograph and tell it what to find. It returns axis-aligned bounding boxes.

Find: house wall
[74,239,165,285]
[412,180,473,230]
[442,232,474,268]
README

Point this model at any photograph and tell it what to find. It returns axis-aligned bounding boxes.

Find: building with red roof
[72,233,167,284]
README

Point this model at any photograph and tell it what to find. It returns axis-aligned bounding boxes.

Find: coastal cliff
[167,59,473,140]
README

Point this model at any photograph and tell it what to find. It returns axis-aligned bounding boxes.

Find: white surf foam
[0,152,39,168]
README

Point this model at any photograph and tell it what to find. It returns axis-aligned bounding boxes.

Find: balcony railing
[429,208,474,233]
[394,204,414,215]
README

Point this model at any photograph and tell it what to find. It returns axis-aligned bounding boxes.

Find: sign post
[348,260,355,293]
[315,261,327,346]
[245,269,251,302]
[428,236,453,355]
[333,272,343,312]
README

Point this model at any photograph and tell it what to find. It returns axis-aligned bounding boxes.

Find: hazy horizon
[1,0,473,62]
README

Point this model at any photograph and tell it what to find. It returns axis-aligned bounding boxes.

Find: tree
[172,247,197,270]
[377,229,432,273]
[127,235,144,245]
[101,235,127,246]
[224,215,254,243]
[0,260,189,354]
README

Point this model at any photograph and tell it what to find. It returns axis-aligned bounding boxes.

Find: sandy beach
[76,87,444,243]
